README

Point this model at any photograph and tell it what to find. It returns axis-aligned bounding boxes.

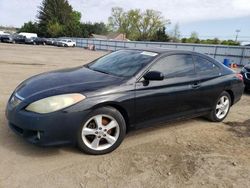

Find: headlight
[25,93,86,114]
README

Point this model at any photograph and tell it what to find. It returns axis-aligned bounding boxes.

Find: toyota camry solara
[6,48,244,155]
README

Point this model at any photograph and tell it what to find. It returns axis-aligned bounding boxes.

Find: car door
[193,55,224,112]
[135,53,202,127]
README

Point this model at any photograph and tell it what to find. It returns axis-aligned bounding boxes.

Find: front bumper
[6,101,90,146]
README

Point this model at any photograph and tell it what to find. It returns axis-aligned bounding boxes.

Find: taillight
[236,73,243,81]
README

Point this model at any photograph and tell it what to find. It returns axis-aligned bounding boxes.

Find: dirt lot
[0,43,250,188]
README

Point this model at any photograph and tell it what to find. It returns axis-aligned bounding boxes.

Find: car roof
[125,47,193,55]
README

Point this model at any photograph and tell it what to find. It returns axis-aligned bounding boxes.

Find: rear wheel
[77,107,126,155]
[207,91,231,122]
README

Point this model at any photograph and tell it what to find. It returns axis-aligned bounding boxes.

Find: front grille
[10,95,22,107]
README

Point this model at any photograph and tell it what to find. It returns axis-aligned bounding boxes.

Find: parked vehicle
[19,32,38,39]
[6,48,244,155]
[241,64,250,90]
[34,37,47,45]
[53,38,61,46]
[13,35,26,44]
[25,37,37,45]
[1,35,14,43]
[57,39,76,47]
[0,32,10,42]
[45,38,55,45]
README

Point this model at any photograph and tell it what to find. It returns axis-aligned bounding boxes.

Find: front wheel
[77,107,126,155]
[207,91,231,122]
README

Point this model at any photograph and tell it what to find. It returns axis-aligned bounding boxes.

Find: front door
[135,53,202,127]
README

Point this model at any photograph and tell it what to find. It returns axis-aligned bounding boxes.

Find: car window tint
[89,50,158,77]
[194,56,220,74]
[150,54,195,78]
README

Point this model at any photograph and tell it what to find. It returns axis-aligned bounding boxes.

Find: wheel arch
[225,89,235,105]
[91,102,131,132]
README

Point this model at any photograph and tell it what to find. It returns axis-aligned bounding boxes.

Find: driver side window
[150,54,195,78]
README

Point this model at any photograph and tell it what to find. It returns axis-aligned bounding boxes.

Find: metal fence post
[240,47,246,66]
[214,46,218,58]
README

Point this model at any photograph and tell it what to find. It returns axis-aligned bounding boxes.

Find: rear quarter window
[193,55,220,75]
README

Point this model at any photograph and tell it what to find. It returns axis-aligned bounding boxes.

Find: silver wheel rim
[215,96,230,119]
[81,114,120,151]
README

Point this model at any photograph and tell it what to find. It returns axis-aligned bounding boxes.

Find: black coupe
[6,48,244,155]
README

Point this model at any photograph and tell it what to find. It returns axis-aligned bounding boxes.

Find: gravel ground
[0,43,250,188]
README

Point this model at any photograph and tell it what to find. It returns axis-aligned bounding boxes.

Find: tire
[64,44,67,47]
[207,91,231,122]
[77,107,126,155]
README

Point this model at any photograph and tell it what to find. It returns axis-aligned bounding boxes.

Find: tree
[170,23,181,42]
[190,32,199,40]
[18,21,39,33]
[108,7,169,41]
[37,0,81,37]
[80,22,108,37]
[151,27,170,42]
[221,40,240,46]
[47,21,64,37]
[108,7,132,39]
[64,11,82,37]
[185,31,200,43]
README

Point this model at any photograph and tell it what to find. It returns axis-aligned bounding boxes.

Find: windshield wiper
[92,68,112,75]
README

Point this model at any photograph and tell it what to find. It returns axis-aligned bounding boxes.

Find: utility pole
[235,29,240,42]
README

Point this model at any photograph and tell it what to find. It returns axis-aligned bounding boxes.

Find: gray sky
[0,0,250,40]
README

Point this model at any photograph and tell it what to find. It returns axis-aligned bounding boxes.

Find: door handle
[191,83,201,89]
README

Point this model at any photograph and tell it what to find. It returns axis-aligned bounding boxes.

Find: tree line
[18,0,240,46]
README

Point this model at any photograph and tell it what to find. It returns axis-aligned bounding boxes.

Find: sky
[0,0,250,41]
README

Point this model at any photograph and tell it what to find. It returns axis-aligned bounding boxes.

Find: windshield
[87,50,158,77]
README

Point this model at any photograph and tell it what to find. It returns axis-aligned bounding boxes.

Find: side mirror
[143,71,164,81]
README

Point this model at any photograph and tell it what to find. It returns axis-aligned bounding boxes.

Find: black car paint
[13,35,26,44]
[6,49,244,146]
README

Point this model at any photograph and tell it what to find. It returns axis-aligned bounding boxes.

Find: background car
[6,49,244,155]
[34,37,47,45]
[13,35,26,44]
[25,37,37,45]
[1,34,14,43]
[241,64,250,90]
[57,39,76,47]
[45,38,55,45]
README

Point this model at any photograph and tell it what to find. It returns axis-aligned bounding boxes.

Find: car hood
[15,66,125,101]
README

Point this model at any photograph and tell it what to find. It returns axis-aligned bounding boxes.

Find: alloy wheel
[215,96,230,119]
[81,114,120,151]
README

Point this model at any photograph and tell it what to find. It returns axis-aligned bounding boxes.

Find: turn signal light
[236,73,243,81]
